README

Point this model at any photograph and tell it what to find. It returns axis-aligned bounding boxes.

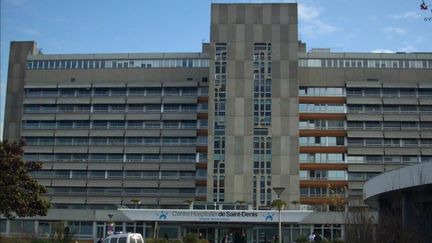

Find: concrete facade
[208,4,299,207]
[4,41,210,209]
[2,2,432,242]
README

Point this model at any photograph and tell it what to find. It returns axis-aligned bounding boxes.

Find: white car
[103,233,144,243]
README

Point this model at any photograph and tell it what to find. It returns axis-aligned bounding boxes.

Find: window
[348,105,363,113]
[111,105,126,113]
[182,121,196,129]
[365,155,382,163]
[93,104,109,113]
[129,88,145,96]
[327,120,345,129]
[128,104,144,112]
[400,105,417,113]
[164,104,180,112]
[108,154,124,161]
[164,88,180,96]
[383,105,399,113]
[57,105,74,113]
[365,121,381,130]
[422,139,432,147]
[402,139,418,147]
[347,88,362,96]
[328,171,346,180]
[92,121,108,129]
[57,137,72,145]
[75,121,90,129]
[127,121,143,128]
[363,88,380,97]
[384,156,401,163]
[419,89,432,97]
[39,121,56,129]
[146,88,161,96]
[110,121,125,128]
[144,121,160,128]
[145,105,161,112]
[348,156,364,163]
[90,154,106,161]
[76,88,91,96]
[59,89,75,97]
[89,171,105,178]
[419,106,432,113]
[347,121,363,130]
[75,105,91,112]
[126,154,142,162]
[384,139,400,147]
[161,171,178,179]
[111,88,126,96]
[73,137,89,145]
[107,171,123,178]
[382,88,399,97]
[181,104,196,112]
[364,105,381,113]
[384,122,400,130]
[94,88,109,96]
[127,137,142,145]
[109,137,124,145]
[348,138,363,146]
[125,171,141,178]
[41,89,57,97]
[401,122,418,130]
[400,88,416,97]
[421,122,432,130]
[182,87,197,96]
[403,156,419,163]
[365,138,382,146]
[163,121,179,128]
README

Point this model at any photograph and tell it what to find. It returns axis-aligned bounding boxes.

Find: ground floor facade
[0,209,345,243]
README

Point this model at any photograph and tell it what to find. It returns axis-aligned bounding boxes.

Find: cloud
[390,11,422,19]
[400,45,417,53]
[10,27,41,37]
[371,49,395,53]
[299,3,320,21]
[382,27,406,35]
[372,44,418,54]
[298,3,338,38]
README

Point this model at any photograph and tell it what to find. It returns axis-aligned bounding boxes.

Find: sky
[1,0,432,138]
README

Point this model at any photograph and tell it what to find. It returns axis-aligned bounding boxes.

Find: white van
[103,233,144,243]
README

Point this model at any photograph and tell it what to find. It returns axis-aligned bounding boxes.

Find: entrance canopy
[119,209,311,223]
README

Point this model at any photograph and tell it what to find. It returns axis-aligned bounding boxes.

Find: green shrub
[330,239,345,243]
[169,240,182,243]
[30,240,51,243]
[0,237,31,243]
[294,235,308,243]
[182,233,198,243]
[146,238,172,243]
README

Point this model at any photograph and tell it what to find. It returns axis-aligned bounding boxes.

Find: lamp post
[272,187,285,243]
[131,199,141,209]
[107,214,114,236]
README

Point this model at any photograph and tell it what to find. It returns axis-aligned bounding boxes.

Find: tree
[52,222,76,243]
[0,140,50,219]
[344,207,376,243]
[271,199,286,210]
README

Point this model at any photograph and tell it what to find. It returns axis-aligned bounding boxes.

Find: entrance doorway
[185,226,253,243]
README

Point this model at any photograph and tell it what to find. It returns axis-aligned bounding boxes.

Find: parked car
[103,233,144,243]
